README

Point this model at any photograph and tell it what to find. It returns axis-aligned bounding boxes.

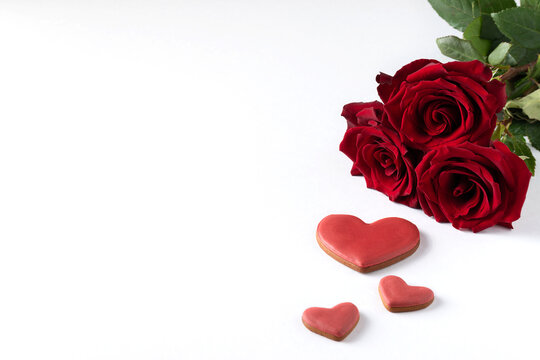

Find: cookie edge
[378,286,434,313]
[316,231,420,273]
[302,315,359,341]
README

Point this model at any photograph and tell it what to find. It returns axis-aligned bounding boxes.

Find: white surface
[0,1,539,359]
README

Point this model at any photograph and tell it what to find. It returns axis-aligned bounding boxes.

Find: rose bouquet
[340,0,539,232]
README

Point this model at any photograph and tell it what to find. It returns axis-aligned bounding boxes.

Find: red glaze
[316,215,419,271]
[302,302,359,341]
[379,275,434,311]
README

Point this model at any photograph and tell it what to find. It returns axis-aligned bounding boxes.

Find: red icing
[302,302,359,340]
[316,215,419,269]
[378,275,434,309]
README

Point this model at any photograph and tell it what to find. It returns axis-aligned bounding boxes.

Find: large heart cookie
[316,215,419,273]
[378,275,434,312]
[302,302,360,341]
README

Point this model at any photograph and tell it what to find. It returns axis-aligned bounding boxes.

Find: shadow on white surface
[415,230,431,260]
[423,295,442,313]
[342,313,368,343]
[508,173,540,239]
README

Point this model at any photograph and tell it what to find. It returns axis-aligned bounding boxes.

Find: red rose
[341,101,384,129]
[378,59,506,150]
[415,141,531,232]
[340,124,419,208]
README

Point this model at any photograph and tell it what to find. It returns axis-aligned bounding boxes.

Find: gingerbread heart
[316,215,419,273]
[302,302,360,341]
[378,275,434,312]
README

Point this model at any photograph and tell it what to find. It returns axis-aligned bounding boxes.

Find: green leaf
[488,42,512,64]
[436,36,485,61]
[509,120,529,136]
[527,121,540,150]
[490,44,537,66]
[477,0,516,14]
[506,89,540,120]
[480,15,508,45]
[428,0,481,31]
[528,54,540,80]
[464,17,492,56]
[521,0,540,11]
[508,77,533,99]
[492,7,540,49]
[503,135,536,175]
[508,120,540,152]
[507,107,533,121]
[505,54,540,99]
[506,58,540,98]
[428,0,515,31]
[504,44,538,66]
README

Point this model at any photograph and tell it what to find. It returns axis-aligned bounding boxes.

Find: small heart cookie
[378,275,434,312]
[316,215,419,273]
[302,302,360,341]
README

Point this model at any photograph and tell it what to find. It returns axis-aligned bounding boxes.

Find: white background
[0,1,539,359]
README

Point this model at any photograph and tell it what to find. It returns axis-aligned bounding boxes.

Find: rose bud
[341,101,385,129]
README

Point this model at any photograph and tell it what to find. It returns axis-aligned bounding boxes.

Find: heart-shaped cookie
[316,215,419,273]
[302,302,360,341]
[378,275,434,312]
